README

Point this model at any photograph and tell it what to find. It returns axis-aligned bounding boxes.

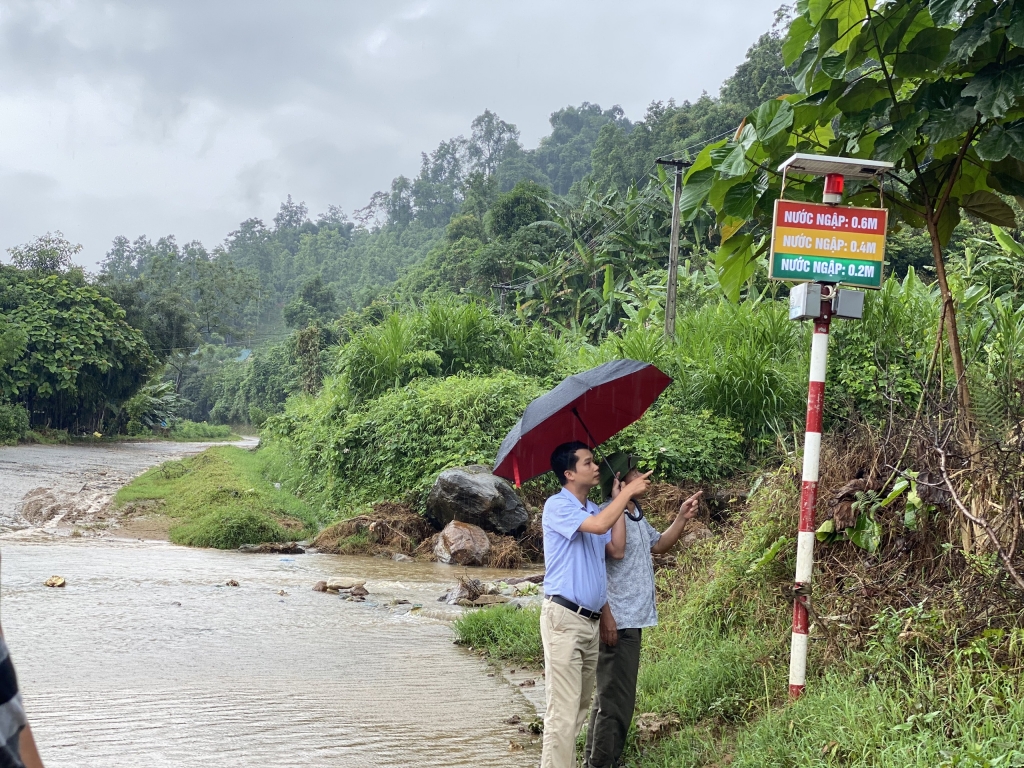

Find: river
[0,441,541,767]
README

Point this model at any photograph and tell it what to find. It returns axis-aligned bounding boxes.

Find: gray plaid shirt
[605,503,661,629]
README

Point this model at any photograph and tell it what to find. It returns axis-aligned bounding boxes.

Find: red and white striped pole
[788,291,832,698]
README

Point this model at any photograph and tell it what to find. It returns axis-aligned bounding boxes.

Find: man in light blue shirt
[540,441,651,768]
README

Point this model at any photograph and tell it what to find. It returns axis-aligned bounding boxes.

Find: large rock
[426,465,528,535]
[433,521,491,566]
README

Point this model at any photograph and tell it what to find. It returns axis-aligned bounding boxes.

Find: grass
[619,471,1024,768]
[166,420,239,441]
[452,605,543,666]
[113,445,318,549]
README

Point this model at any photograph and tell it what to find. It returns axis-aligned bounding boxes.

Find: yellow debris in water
[44,576,66,588]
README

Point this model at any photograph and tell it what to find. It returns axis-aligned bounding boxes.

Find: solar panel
[778,153,893,179]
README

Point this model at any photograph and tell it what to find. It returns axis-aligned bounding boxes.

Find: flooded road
[3,538,539,767]
[0,442,542,767]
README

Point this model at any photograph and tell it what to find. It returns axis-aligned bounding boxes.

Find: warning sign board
[769,200,888,288]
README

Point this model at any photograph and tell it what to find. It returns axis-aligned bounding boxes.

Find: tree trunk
[925,216,972,417]
[926,214,978,552]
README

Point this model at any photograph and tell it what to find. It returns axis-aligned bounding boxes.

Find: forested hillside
[0,23,807,431]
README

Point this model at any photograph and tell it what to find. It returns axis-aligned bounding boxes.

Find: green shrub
[169,420,234,440]
[126,419,146,436]
[0,402,29,444]
[266,371,544,512]
[606,406,745,483]
[171,508,291,549]
[452,605,542,666]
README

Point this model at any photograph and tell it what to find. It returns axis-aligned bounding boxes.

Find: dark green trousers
[583,628,642,768]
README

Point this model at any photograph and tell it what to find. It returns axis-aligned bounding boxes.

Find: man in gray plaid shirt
[584,454,702,768]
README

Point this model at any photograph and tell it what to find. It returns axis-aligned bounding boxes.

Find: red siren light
[823,173,844,204]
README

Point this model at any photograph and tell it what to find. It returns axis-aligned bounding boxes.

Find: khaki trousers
[540,599,600,768]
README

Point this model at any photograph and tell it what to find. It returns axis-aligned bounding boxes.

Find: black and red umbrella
[493,359,672,487]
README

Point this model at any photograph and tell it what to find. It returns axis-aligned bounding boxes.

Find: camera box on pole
[832,288,865,319]
[788,282,822,320]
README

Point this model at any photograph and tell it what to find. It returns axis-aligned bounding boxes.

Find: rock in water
[425,465,528,535]
[312,581,328,592]
[472,594,510,606]
[238,542,305,554]
[433,520,491,566]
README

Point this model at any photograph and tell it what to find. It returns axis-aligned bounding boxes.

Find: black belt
[545,594,601,621]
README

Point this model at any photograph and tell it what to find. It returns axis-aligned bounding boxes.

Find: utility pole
[655,158,689,338]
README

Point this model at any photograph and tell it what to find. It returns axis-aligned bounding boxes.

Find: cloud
[0,0,779,268]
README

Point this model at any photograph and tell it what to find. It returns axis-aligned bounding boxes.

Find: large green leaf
[929,0,975,27]
[708,176,745,213]
[820,54,847,79]
[874,112,928,162]
[713,144,752,179]
[791,46,821,93]
[945,21,991,63]
[679,168,715,218]
[922,103,977,143]
[849,512,881,553]
[837,79,890,113]
[808,0,831,25]
[783,15,816,66]
[825,0,867,53]
[961,62,1024,119]
[714,234,757,303]
[974,121,1024,162]
[685,141,724,179]
[819,17,841,53]
[991,224,1024,259]
[722,181,761,221]
[936,202,961,246]
[987,157,1024,197]
[1008,14,1024,46]
[960,190,1017,226]
[752,100,795,143]
[895,27,955,76]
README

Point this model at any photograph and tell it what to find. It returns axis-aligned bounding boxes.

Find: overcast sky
[0,0,779,269]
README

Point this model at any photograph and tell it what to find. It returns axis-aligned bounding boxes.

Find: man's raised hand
[624,470,653,497]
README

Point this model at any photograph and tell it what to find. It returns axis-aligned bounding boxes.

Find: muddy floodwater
[0,443,542,767]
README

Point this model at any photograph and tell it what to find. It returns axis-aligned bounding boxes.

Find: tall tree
[7,231,82,273]
[468,109,521,176]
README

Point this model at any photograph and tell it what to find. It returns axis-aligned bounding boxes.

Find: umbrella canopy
[493,359,672,486]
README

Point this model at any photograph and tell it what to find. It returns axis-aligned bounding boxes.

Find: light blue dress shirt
[542,487,611,613]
